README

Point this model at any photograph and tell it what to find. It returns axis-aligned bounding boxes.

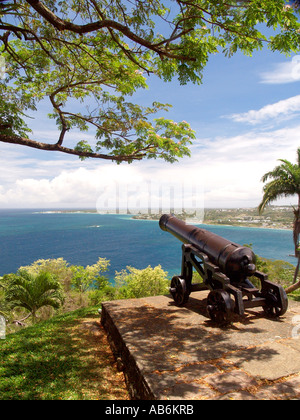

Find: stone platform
[101,292,300,400]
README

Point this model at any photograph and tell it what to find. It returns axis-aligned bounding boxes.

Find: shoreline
[34,209,293,232]
[203,222,293,232]
[133,217,293,232]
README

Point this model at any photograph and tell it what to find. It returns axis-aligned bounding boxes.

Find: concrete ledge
[101,292,300,400]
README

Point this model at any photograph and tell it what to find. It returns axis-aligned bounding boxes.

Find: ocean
[0,209,296,280]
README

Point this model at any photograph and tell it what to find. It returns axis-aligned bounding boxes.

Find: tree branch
[12,312,33,326]
[0,133,143,162]
[25,0,196,61]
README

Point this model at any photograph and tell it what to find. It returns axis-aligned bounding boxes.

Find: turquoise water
[0,209,296,279]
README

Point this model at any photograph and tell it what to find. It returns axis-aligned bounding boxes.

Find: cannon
[159,214,288,323]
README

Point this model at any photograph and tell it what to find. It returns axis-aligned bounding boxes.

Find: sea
[0,209,296,281]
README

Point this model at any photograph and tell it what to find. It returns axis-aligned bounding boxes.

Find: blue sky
[0,37,299,210]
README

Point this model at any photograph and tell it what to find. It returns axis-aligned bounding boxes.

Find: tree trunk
[292,202,300,283]
[293,205,300,254]
[31,308,38,324]
[285,256,300,294]
[12,312,32,327]
[285,202,300,294]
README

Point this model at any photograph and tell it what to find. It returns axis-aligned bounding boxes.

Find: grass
[290,290,300,301]
[0,307,129,400]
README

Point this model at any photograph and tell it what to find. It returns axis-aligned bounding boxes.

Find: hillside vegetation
[0,255,299,400]
[0,306,129,400]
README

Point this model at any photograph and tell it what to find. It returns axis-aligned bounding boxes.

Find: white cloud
[0,125,299,209]
[260,56,300,84]
[0,164,146,208]
[227,95,300,125]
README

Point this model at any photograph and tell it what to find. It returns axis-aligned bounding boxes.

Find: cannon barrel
[159,214,256,282]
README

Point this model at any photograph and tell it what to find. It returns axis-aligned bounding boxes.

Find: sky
[0,31,300,210]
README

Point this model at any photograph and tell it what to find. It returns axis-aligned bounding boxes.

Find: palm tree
[5,270,65,323]
[258,148,300,292]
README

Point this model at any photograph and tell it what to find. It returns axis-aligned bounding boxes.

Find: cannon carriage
[159,214,288,323]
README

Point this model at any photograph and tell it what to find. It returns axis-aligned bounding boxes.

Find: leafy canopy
[1,1,300,162]
[259,147,300,213]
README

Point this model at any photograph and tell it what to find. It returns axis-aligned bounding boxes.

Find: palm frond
[259,148,300,255]
[261,165,290,183]
[4,270,65,318]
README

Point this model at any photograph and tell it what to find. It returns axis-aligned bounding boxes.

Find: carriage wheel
[263,285,288,318]
[170,276,190,306]
[207,290,233,324]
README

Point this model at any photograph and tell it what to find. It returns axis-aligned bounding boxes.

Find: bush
[88,285,117,305]
[71,258,110,294]
[19,258,73,292]
[115,265,169,299]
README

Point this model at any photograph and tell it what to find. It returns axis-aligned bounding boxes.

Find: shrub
[88,285,117,306]
[115,265,169,299]
[71,258,110,294]
[19,258,73,292]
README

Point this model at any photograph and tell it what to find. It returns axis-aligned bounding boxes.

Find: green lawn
[0,307,129,400]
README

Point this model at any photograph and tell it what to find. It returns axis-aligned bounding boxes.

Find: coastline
[133,216,293,231]
[35,209,293,231]
[202,222,293,232]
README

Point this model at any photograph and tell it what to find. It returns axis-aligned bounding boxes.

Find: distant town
[132,206,294,230]
[202,206,294,230]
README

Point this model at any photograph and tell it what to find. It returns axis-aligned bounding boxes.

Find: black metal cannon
[159,214,288,323]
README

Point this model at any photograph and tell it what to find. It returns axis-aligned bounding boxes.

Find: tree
[258,148,300,293]
[1,1,300,162]
[4,270,65,323]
